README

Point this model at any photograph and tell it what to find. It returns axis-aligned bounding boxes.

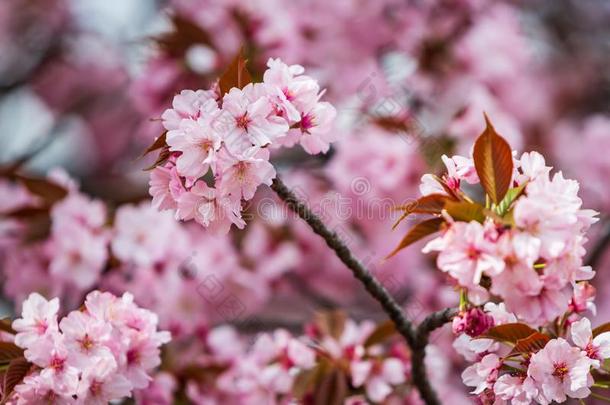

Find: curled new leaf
[218,48,252,96]
[387,217,445,259]
[444,201,486,223]
[479,323,538,343]
[473,114,514,204]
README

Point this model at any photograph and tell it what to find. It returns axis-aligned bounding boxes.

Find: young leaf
[479,323,538,343]
[314,311,347,341]
[0,343,23,364]
[292,366,322,399]
[313,369,348,405]
[431,175,461,201]
[0,320,15,335]
[392,194,449,229]
[156,16,215,58]
[364,320,396,347]
[141,132,167,158]
[218,48,252,96]
[444,201,486,223]
[386,217,445,259]
[396,194,450,214]
[144,147,171,171]
[495,184,526,217]
[14,175,68,206]
[473,114,514,204]
[1,357,30,403]
[508,332,550,356]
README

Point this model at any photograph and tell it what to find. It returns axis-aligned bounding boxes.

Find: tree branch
[270,175,454,405]
[410,308,458,402]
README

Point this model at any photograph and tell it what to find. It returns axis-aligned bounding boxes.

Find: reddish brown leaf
[472,114,514,204]
[479,323,538,343]
[0,320,15,335]
[509,332,550,356]
[15,175,68,206]
[155,16,215,58]
[1,357,31,403]
[141,132,167,158]
[431,175,461,201]
[292,366,321,399]
[444,201,486,223]
[0,343,23,364]
[392,194,449,229]
[313,368,348,405]
[593,322,610,338]
[314,311,347,341]
[396,194,450,214]
[144,147,171,171]
[218,48,252,96]
[2,206,49,219]
[386,217,445,259]
[364,320,396,347]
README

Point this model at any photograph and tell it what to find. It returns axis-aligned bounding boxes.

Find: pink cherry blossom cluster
[10,291,170,404]
[169,316,445,404]
[421,151,598,326]
[454,304,610,404]
[0,172,110,307]
[149,58,336,233]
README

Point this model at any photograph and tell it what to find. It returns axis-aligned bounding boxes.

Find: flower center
[127,348,140,365]
[585,343,599,359]
[50,355,65,372]
[79,334,95,351]
[89,380,103,397]
[236,113,251,130]
[200,139,214,152]
[300,113,315,132]
[467,245,481,260]
[36,320,48,335]
[553,362,569,380]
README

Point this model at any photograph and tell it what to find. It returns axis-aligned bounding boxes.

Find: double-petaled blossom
[148,58,337,233]
[10,291,171,404]
[527,338,595,403]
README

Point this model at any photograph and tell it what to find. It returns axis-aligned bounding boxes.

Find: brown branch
[270,175,455,405]
[411,307,458,402]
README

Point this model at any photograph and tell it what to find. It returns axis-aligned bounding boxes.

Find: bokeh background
[1,0,609,403]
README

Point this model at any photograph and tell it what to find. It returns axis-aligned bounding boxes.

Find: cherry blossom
[527,338,595,403]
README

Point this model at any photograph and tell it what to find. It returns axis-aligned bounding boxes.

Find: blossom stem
[270,175,456,405]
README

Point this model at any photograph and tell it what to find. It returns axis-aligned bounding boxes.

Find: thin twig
[271,175,454,405]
